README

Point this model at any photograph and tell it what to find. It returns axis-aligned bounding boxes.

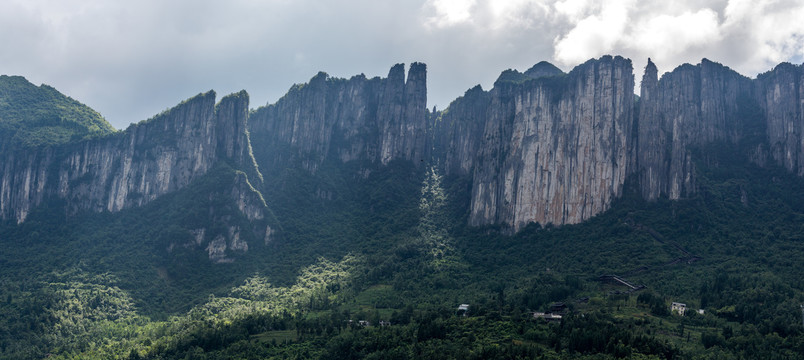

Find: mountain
[4,58,803,232]
[2,57,804,359]
[248,63,429,175]
[754,62,804,175]
[0,90,267,230]
[435,56,634,230]
[523,61,565,79]
[0,75,116,149]
[431,57,804,231]
[636,58,755,200]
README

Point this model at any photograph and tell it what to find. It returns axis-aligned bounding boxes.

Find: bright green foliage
[2,135,804,359]
[0,75,116,148]
[417,166,455,264]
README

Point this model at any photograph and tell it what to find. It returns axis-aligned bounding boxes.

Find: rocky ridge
[636,59,754,200]
[457,56,634,229]
[754,62,804,176]
[0,91,262,224]
[247,63,428,175]
[3,56,804,236]
[440,57,804,231]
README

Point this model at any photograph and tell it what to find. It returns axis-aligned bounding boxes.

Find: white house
[671,302,687,316]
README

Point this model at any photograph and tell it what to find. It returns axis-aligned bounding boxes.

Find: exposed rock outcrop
[0,91,262,223]
[248,63,428,174]
[458,56,634,230]
[754,62,804,176]
[636,59,754,200]
[5,55,804,237]
[432,85,491,177]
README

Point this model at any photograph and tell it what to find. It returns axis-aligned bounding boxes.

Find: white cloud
[550,0,804,82]
[484,0,552,30]
[553,0,634,65]
[424,0,554,32]
[720,0,804,72]
[425,0,477,28]
[554,0,596,22]
[629,9,722,61]
[3,0,804,127]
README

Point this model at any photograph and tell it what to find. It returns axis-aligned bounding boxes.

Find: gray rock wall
[432,85,491,177]
[465,56,634,229]
[636,59,753,200]
[0,91,258,223]
[248,63,428,174]
[754,63,804,176]
[4,56,804,236]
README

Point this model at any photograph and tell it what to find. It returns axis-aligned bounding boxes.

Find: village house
[533,312,563,321]
[671,302,687,316]
[457,304,470,316]
[549,302,568,314]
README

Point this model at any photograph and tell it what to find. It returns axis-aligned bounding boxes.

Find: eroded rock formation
[247,63,428,174]
[754,62,804,176]
[435,56,635,230]
[0,91,261,223]
[4,56,804,236]
[636,59,754,200]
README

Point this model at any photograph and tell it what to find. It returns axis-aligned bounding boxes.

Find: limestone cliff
[459,56,634,229]
[0,91,262,224]
[432,85,491,177]
[754,62,804,176]
[636,59,754,200]
[248,63,428,174]
[5,56,804,237]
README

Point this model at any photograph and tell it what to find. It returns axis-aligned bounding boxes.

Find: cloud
[720,0,804,70]
[554,0,597,22]
[553,0,634,65]
[2,0,803,128]
[629,9,722,60]
[550,0,804,80]
[425,0,477,28]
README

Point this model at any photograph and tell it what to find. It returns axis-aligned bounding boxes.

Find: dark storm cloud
[2,0,803,129]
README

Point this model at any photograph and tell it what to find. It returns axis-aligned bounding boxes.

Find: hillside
[0,75,116,149]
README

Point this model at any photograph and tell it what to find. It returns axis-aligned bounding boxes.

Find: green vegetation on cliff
[0,75,116,148]
[3,140,804,359]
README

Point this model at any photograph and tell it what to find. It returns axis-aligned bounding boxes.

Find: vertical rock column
[469,56,634,230]
[755,63,804,176]
[636,59,754,200]
[379,63,429,165]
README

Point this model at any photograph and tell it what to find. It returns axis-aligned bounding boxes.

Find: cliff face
[436,57,803,231]
[432,85,491,177]
[0,91,260,223]
[461,56,634,229]
[4,56,804,236]
[636,59,754,200]
[754,63,804,176]
[248,63,428,174]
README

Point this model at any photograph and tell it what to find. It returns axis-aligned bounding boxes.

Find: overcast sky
[3,0,804,129]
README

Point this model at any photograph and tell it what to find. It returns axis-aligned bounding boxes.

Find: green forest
[2,138,804,359]
[0,75,115,149]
